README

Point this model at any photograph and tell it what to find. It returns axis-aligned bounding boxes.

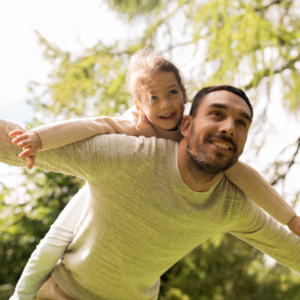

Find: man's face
[186,90,252,176]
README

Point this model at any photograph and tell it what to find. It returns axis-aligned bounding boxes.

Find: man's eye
[212,112,222,117]
[237,120,246,126]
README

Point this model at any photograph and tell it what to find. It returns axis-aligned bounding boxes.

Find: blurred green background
[1,0,300,299]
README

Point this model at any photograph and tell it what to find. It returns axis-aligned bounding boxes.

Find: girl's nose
[160,97,171,109]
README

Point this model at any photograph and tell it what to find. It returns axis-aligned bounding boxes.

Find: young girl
[9,49,300,300]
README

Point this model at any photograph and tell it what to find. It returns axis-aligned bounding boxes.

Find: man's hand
[9,130,42,169]
[287,216,300,237]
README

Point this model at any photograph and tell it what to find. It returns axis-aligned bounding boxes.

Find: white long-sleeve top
[9,186,87,300]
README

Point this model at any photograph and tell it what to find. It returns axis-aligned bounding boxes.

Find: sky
[0,0,139,185]
[0,0,137,124]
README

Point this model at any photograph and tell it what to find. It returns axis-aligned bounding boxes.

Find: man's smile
[210,141,232,154]
[207,137,236,154]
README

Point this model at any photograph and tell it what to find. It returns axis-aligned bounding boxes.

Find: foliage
[115,0,300,103]
[106,0,164,20]
[160,234,300,299]
[28,32,136,121]
[0,169,83,295]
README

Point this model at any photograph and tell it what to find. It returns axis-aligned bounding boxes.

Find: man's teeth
[213,142,229,150]
[161,113,174,118]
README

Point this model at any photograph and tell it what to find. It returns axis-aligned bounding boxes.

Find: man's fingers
[9,130,24,137]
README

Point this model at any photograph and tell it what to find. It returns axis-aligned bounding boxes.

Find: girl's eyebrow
[150,84,179,94]
[167,84,179,89]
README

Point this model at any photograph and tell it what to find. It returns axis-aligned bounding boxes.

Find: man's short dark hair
[189,84,253,120]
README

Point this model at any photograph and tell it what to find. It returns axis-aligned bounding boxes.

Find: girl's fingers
[19,147,35,158]
[17,139,32,148]
[9,130,25,137]
[11,134,28,144]
[26,157,34,169]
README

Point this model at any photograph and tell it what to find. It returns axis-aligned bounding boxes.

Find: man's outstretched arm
[229,201,300,273]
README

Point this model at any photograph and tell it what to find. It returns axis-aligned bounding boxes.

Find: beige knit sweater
[1,118,300,300]
[33,106,296,225]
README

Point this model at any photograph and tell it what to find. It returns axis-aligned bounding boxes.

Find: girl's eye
[149,95,158,102]
[169,89,177,95]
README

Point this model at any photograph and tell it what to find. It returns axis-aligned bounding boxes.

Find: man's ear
[181,115,192,138]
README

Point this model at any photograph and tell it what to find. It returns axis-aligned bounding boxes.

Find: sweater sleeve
[33,116,142,151]
[224,161,296,225]
[0,119,86,178]
[0,119,138,182]
[9,186,88,300]
[229,200,300,273]
[32,106,183,151]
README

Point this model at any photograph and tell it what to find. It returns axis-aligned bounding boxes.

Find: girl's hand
[287,216,300,237]
[9,130,42,169]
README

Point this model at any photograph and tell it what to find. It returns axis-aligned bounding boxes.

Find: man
[1,85,299,300]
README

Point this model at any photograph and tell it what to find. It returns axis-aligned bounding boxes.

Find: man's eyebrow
[208,103,227,110]
[240,112,252,123]
[207,103,252,123]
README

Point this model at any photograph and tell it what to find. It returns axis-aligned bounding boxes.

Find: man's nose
[219,117,235,137]
[160,97,171,109]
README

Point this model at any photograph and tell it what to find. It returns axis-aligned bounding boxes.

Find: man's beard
[186,125,241,182]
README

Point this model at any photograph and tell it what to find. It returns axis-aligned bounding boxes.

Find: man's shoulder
[92,133,177,149]
[82,134,178,178]
[216,175,250,204]
[82,133,177,161]
[212,175,265,230]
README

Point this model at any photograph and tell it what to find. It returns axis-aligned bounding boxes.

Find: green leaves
[28,37,138,120]
[160,234,300,299]
[105,0,164,20]
[0,168,83,287]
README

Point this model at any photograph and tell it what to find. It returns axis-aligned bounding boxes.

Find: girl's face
[135,71,187,130]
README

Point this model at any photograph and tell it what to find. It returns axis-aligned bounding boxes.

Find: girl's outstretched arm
[224,161,297,232]
[10,106,182,169]
[287,216,300,236]
[30,107,144,152]
[10,185,88,300]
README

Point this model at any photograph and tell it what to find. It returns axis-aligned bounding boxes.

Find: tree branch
[254,0,284,13]
[244,53,300,90]
[270,137,300,186]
